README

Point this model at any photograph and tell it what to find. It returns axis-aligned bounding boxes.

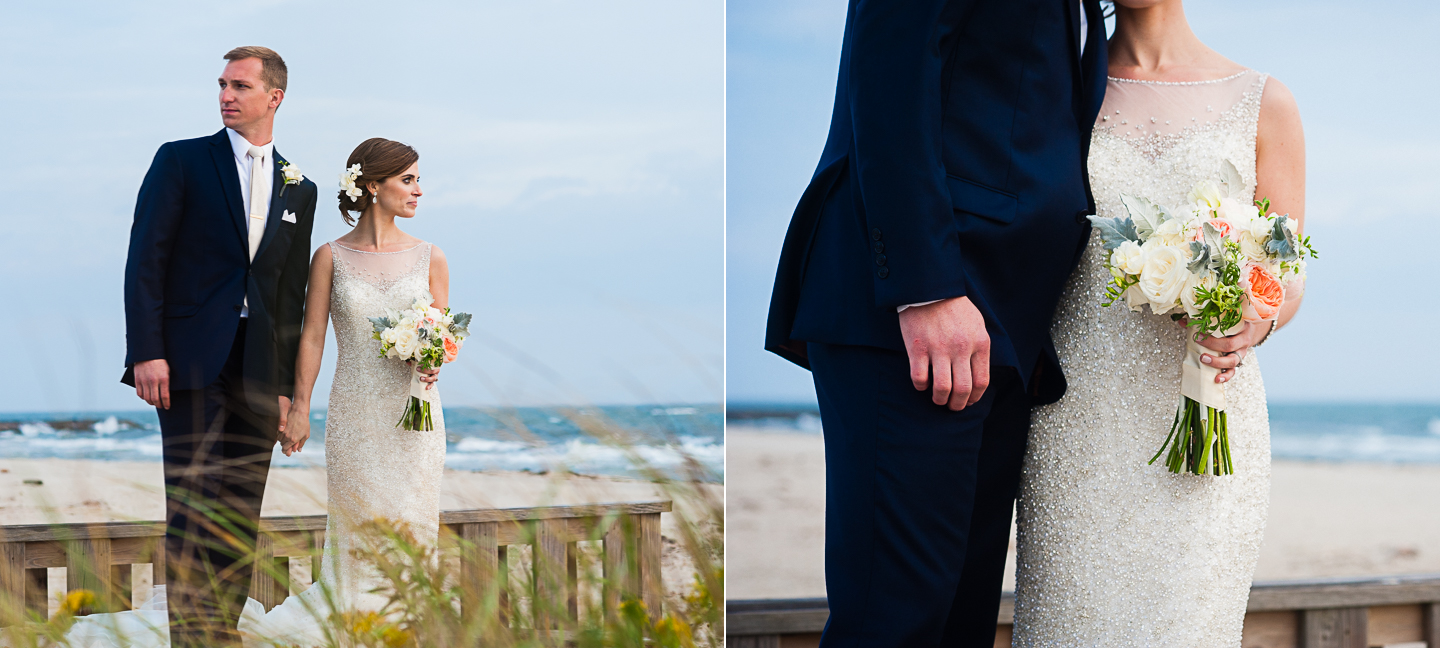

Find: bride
[1012,1,1306,646]
[61,138,450,647]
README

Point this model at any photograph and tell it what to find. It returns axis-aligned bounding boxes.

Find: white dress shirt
[898,1,1091,314]
[226,128,274,317]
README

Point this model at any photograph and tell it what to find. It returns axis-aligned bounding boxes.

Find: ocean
[0,404,723,482]
[727,402,1440,464]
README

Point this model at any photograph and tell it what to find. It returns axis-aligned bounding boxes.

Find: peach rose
[443,337,461,364]
[1239,263,1284,322]
[1190,218,1235,242]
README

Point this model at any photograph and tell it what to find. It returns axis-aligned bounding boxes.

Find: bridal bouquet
[1089,160,1316,476]
[368,295,472,431]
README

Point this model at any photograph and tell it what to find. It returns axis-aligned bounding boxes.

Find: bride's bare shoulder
[1257,76,1303,140]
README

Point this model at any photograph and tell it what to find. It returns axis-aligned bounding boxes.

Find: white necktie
[247,145,267,262]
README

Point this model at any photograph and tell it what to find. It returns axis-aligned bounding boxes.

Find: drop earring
[372,192,378,204]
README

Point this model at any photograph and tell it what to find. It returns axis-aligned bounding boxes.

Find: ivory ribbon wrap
[1180,339,1226,410]
[1179,321,1247,411]
[410,368,439,403]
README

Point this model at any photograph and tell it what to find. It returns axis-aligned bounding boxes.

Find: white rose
[1217,197,1258,223]
[1188,181,1223,210]
[1240,234,1269,262]
[394,329,420,357]
[1138,242,1192,314]
[382,328,399,345]
[282,164,304,183]
[1152,218,1188,247]
[1181,270,1218,317]
[1110,240,1145,276]
[1244,215,1272,241]
[1283,216,1299,234]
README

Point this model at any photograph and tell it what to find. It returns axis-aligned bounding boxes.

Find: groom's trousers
[809,342,1032,648]
[154,320,274,646]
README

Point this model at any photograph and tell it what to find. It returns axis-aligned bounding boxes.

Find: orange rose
[1239,263,1284,322]
[443,337,461,364]
[1191,218,1235,242]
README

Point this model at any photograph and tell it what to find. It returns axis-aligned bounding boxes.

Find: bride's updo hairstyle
[337,138,419,226]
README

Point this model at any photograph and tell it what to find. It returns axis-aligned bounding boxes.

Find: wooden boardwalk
[728,574,1440,648]
[0,500,671,627]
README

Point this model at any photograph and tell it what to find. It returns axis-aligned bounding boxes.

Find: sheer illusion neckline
[331,241,427,255]
[1107,69,1250,86]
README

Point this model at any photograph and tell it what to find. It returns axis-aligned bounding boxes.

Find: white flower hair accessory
[339,163,364,203]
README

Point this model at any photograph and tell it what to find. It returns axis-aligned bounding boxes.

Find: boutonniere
[279,160,304,195]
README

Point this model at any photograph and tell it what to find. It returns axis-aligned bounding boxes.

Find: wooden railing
[0,500,671,626]
[727,574,1440,648]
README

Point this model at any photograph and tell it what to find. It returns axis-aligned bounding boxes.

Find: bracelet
[1253,319,1279,348]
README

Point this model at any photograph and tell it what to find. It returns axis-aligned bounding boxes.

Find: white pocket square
[281,210,297,223]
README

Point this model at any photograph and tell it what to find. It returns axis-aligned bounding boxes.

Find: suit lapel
[1065,0,1082,80]
[208,129,248,247]
[1081,0,1108,127]
[253,149,289,263]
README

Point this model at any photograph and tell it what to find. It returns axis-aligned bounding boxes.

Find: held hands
[898,296,991,410]
[406,360,441,390]
[279,396,309,456]
[133,359,171,409]
[1191,319,1271,384]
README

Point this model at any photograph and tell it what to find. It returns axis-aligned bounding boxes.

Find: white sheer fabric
[1012,71,1273,647]
[46,241,448,647]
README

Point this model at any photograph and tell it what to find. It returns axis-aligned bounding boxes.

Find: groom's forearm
[124,143,186,364]
[848,0,974,309]
[274,186,316,395]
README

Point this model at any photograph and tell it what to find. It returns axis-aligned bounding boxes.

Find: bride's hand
[1194,320,1271,384]
[406,360,442,390]
[279,399,311,456]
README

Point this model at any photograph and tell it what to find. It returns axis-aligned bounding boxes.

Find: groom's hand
[133,359,171,409]
[899,297,990,411]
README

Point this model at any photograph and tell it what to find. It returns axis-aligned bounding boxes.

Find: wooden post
[459,522,500,626]
[566,541,579,621]
[109,564,132,611]
[1423,603,1440,648]
[151,540,165,586]
[250,534,281,611]
[310,530,324,585]
[1300,607,1367,648]
[25,569,46,619]
[602,518,628,617]
[637,513,663,619]
[534,519,568,633]
[0,542,25,625]
[66,537,113,614]
[498,544,509,627]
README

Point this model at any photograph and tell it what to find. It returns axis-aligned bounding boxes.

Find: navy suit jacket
[122,129,317,413]
[766,0,1108,405]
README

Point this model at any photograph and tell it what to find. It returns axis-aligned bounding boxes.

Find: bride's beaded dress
[1012,70,1273,647]
[55,241,447,648]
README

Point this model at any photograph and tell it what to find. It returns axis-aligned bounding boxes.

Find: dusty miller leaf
[1218,159,1244,198]
[1088,215,1139,250]
[1266,215,1300,261]
[1120,194,1168,240]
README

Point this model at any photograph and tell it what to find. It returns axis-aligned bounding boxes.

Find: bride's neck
[1109,2,1207,75]
[352,211,405,250]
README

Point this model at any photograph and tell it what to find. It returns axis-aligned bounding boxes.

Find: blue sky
[0,1,724,412]
[727,0,1440,405]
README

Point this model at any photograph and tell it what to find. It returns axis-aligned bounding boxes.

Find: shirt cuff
[897,300,942,313]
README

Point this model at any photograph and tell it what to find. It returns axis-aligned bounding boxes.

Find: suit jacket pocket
[947,175,1018,224]
[163,303,201,318]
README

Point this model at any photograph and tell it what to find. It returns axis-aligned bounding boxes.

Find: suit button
[876,267,889,279]
[874,254,887,266]
[870,228,882,241]
[1075,210,1091,225]
[872,241,884,253]
[233,305,242,312]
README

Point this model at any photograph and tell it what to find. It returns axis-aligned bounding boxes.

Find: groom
[122,46,317,645]
[766,2,1106,646]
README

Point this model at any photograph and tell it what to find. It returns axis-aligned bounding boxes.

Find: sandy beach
[727,428,1440,600]
[0,458,719,610]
